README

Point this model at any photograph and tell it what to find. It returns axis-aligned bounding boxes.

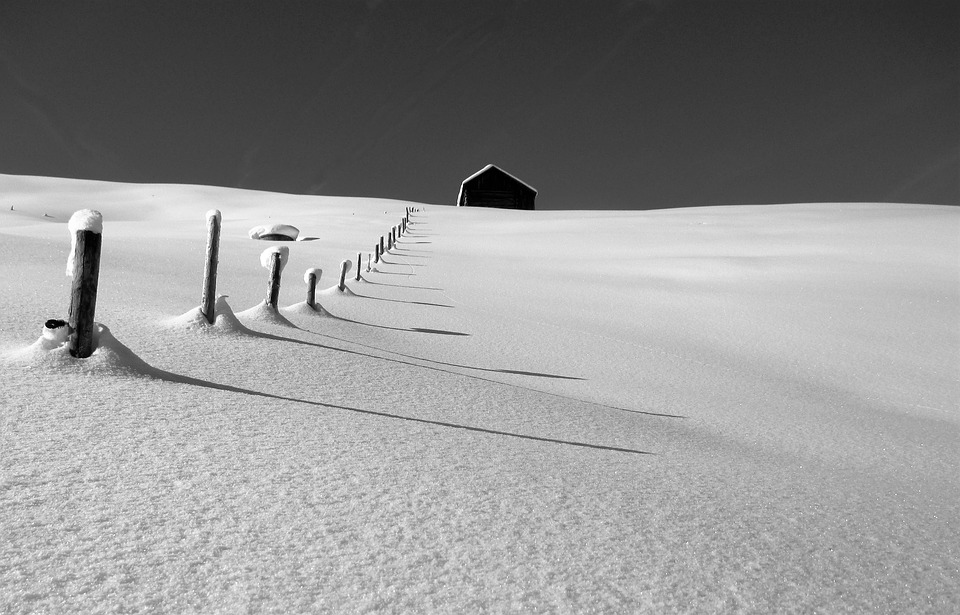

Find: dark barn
[457,164,537,210]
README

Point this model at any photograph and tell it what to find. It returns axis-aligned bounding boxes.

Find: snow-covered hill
[1,174,957,613]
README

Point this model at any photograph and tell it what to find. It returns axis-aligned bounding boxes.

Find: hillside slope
[1,175,958,613]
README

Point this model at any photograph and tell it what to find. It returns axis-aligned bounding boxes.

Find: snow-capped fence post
[260,246,289,310]
[200,209,221,324]
[304,268,320,309]
[66,210,103,359]
[338,259,352,292]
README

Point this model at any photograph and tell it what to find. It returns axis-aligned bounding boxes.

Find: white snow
[303,267,322,284]
[206,209,221,225]
[67,208,103,234]
[65,208,103,276]
[1,173,958,613]
[259,245,289,272]
[248,223,299,240]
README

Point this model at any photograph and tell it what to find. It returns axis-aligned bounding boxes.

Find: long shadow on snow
[282,320,685,418]
[323,312,468,336]
[106,331,649,455]
[231,313,683,419]
[361,279,444,291]
[350,292,453,309]
[163,370,650,455]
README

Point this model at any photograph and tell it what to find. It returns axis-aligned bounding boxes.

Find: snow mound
[248,223,299,241]
[236,301,298,327]
[164,296,251,335]
[3,323,151,377]
[280,301,326,316]
[318,284,355,297]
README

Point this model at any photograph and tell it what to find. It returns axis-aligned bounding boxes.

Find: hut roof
[457,164,538,206]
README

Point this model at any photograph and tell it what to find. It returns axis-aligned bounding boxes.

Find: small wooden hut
[456,164,537,210]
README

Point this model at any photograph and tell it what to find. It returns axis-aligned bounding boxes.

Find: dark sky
[1,0,957,209]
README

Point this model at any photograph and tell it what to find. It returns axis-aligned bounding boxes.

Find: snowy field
[1,173,957,613]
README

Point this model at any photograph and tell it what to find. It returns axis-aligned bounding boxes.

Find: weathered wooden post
[66,210,103,358]
[338,259,352,292]
[387,231,392,251]
[355,252,362,281]
[304,267,321,309]
[374,243,380,264]
[200,209,221,324]
[366,253,372,272]
[380,235,385,255]
[260,246,289,309]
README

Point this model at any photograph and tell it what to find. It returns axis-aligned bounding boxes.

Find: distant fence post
[356,252,362,281]
[380,235,385,255]
[338,259,352,292]
[67,210,103,359]
[200,209,221,324]
[374,243,380,264]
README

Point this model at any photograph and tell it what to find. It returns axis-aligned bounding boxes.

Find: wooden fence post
[260,246,288,309]
[380,235,385,255]
[267,252,282,308]
[200,209,221,324]
[67,210,103,359]
[355,252,362,281]
[374,243,380,264]
[304,268,320,309]
[338,259,352,292]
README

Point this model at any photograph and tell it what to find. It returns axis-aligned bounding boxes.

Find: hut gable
[457,164,537,210]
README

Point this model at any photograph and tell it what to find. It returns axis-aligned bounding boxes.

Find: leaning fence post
[66,210,103,358]
[200,209,221,324]
[304,267,320,309]
[260,246,289,309]
[338,259,352,292]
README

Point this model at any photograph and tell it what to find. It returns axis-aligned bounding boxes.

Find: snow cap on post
[303,267,321,284]
[259,246,289,272]
[206,209,222,225]
[66,209,103,276]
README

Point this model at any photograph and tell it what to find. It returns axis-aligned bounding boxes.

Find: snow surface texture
[1,174,958,613]
[65,208,102,276]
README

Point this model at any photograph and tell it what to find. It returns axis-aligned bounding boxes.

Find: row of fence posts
[58,205,422,358]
